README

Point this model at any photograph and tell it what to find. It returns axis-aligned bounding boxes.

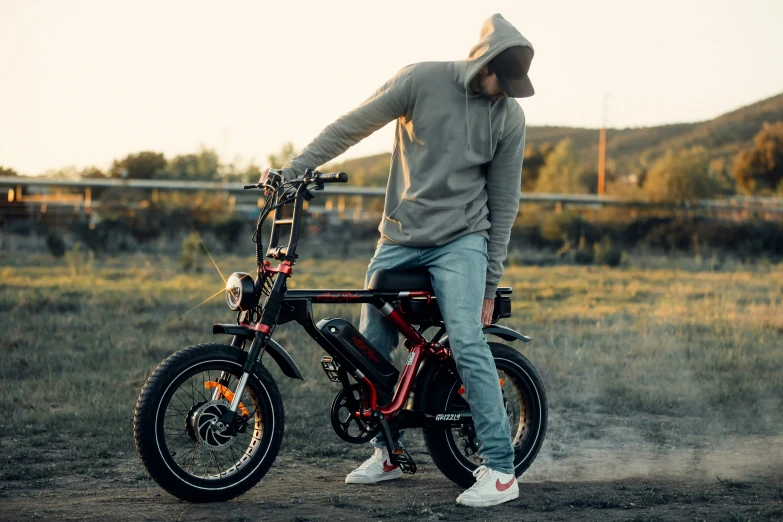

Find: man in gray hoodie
[280,14,534,507]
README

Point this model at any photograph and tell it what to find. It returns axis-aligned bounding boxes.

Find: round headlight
[226,272,255,311]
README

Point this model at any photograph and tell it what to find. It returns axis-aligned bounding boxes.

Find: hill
[329,91,783,185]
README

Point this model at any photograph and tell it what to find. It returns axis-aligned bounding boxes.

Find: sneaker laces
[471,465,490,483]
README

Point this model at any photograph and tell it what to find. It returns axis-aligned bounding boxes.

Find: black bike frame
[216,172,524,434]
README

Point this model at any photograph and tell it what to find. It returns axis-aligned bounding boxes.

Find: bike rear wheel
[133,343,284,502]
[422,342,547,488]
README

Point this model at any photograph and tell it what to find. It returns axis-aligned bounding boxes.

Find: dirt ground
[2,437,782,522]
[3,257,783,521]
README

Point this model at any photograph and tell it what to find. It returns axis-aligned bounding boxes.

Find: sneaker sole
[456,488,519,507]
[344,471,403,485]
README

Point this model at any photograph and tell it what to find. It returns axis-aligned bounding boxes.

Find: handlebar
[243,169,348,190]
[315,171,348,183]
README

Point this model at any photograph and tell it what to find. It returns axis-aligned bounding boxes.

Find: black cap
[488,46,534,98]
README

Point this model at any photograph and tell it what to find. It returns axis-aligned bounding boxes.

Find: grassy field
[1,250,782,519]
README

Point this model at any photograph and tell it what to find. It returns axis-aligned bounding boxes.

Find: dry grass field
[1,250,782,521]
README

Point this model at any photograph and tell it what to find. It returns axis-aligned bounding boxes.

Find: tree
[81,166,106,179]
[643,147,718,202]
[45,166,80,179]
[267,142,298,169]
[534,139,588,194]
[110,151,166,179]
[733,121,783,195]
[162,146,221,181]
[521,143,554,192]
[0,166,19,177]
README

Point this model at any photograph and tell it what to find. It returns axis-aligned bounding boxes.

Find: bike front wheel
[133,343,284,502]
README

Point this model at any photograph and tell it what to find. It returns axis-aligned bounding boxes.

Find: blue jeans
[358,233,515,474]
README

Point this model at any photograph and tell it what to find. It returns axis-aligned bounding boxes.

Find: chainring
[330,383,378,444]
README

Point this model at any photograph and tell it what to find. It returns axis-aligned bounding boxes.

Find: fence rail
[1,176,782,214]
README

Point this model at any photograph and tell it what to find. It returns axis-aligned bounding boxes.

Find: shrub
[212,217,247,252]
[71,218,135,254]
[644,219,695,252]
[180,231,207,273]
[45,229,66,258]
[539,212,600,247]
[733,121,783,194]
[594,237,622,267]
[641,217,783,259]
[574,247,594,265]
[643,147,720,202]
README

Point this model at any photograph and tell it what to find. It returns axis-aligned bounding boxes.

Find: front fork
[215,333,267,432]
[210,336,245,401]
[216,270,288,431]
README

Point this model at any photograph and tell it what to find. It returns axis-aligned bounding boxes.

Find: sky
[1,0,782,176]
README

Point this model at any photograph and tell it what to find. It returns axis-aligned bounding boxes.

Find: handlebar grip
[319,172,348,183]
[243,184,258,190]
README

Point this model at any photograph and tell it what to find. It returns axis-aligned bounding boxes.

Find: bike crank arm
[373,411,417,474]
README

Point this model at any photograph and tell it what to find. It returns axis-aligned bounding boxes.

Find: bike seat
[368,269,433,292]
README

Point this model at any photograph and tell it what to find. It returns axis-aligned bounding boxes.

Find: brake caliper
[204,381,249,417]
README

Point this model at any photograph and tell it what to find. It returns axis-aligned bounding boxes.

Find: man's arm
[484,112,525,299]
[281,65,415,180]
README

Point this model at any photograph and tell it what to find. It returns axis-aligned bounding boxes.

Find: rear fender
[440,325,532,346]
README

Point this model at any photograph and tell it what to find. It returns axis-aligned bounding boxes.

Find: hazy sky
[2,0,782,176]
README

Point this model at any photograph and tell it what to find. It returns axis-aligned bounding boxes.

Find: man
[278,13,534,507]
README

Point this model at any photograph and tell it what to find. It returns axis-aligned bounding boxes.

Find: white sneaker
[456,465,519,507]
[344,447,403,484]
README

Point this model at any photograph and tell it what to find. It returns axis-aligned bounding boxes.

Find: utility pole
[598,94,609,196]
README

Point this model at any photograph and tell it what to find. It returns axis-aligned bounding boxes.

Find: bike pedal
[320,356,342,383]
[393,449,417,475]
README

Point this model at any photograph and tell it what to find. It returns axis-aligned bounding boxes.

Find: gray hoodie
[283,14,532,299]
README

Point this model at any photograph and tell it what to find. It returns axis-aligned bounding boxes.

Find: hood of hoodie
[452,13,534,90]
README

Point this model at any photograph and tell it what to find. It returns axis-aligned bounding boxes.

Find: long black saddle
[368,269,433,292]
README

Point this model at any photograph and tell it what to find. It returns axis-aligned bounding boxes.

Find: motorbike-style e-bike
[133,169,547,502]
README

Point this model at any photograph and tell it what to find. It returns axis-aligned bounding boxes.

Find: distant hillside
[328,91,783,184]
[327,153,391,187]
[528,91,783,174]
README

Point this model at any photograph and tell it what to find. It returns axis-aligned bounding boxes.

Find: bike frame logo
[318,292,362,301]
[435,413,461,421]
[351,336,380,362]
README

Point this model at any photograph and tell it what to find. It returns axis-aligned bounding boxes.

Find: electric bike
[133,168,548,502]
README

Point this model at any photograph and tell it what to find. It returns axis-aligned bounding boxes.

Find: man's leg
[420,234,515,475]
[358,241,420,449]
[358,242,418,362]
[346,241,419,484]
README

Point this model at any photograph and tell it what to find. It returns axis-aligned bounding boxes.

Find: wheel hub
[188,399,234,451]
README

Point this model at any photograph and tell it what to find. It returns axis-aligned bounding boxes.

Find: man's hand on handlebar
[244,168,349,196]
[257,168,283,198]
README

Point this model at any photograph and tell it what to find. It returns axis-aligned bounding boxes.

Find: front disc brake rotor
[190,399,234,451]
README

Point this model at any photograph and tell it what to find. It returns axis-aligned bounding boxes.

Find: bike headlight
[226,272,255,311]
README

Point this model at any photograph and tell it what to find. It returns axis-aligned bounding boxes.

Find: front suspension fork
[217,333,267,431]
[219,273,288,429]
[211,336,246,401]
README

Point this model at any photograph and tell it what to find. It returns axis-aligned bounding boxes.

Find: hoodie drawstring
[488,102,492,148]
[465,89,471,151]
[465,89,495,155]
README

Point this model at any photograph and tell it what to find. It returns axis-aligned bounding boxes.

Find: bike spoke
[203,450,214,478]
[157,365,266,482]
[214,451,225,477]
[186,444,199,473]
